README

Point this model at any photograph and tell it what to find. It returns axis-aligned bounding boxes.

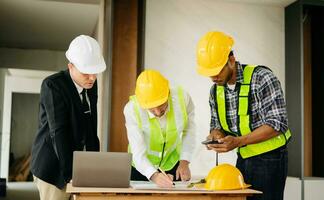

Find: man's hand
[150,172,174,188]
[176,160,191,181]
[207,135,242,153]
[207,129,225,140]
[207,125,279,153]
[206,129,225,150]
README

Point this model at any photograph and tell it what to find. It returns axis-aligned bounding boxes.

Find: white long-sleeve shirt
[123,88,196,180]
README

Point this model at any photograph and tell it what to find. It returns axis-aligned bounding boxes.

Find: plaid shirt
[209,62,289,134]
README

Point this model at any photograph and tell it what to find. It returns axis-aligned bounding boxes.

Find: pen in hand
[158,167,175,186]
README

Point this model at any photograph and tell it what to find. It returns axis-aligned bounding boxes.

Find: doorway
[303,5,324,178]
[9,93,39,182]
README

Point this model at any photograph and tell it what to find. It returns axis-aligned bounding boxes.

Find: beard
[214,74,231,86]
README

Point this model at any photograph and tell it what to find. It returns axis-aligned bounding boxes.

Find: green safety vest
[129,87,188,171]
[216,65,291,158]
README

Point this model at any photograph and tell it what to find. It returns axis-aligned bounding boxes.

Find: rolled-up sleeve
[256,69,289,133]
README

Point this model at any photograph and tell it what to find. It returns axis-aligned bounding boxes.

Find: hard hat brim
[65,44,107,74]
[197,64,224,77]
[75,61,107,74]
[138,94,168,109]
[203,183,251,190]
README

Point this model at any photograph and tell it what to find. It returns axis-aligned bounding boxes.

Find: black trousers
[236,146,288,200]
[131,162,180,181]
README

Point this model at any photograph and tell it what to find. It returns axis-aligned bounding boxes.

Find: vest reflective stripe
[129,96,161,158]
[130,96,142,130]
[238,65,255,135]
[240,129,291,158]
[216,65,291,158]
[177,87,188,133]
[216,86,231,133]
[129,87,188,171]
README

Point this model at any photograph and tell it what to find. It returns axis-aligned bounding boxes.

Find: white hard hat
[65,35,106,74]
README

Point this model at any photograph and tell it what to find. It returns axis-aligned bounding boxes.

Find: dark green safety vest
[216,65,291,158]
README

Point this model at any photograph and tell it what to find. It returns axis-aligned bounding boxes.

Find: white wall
[145,0,285,177]
[0,69,5,162]
[304,178,324,200]
[284,177,324,200]
[285,177,302,200]
[0,69,55,179]
[0,48,67,71]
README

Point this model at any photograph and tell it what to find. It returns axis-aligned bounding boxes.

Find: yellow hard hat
[135,70,169,109]
[196,31,234,77]
[205,163,250,190]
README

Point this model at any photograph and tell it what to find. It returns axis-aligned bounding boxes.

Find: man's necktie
[81,89,91,114]
[81,89,93,150]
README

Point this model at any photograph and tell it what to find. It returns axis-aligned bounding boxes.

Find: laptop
[72,151,132,188]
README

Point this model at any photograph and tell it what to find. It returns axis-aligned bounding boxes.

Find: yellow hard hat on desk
[196,31,234,76]
[135,69,169,109]
[205,163,250,190]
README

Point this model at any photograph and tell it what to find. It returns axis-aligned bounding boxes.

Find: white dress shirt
[72,79,83,96]
[123,88,196,179]
[70,75,90,106]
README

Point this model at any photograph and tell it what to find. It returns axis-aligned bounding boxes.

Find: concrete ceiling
[0,0,297,51]
[0,0,100,51]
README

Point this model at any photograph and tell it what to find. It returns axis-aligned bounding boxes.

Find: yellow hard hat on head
[135,69,169,109]
[196,31,234,77]
[205,163,250,190]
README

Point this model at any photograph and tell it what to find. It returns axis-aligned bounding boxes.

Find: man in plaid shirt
[196,31,291,200]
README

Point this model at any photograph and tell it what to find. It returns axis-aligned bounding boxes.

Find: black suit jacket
[31,70,99,189]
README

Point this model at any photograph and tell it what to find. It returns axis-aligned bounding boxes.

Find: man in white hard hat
[31,35,106,200]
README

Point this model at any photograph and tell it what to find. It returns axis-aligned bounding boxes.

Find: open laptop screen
[72,151,132,188]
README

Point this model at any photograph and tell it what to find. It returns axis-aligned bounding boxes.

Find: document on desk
[130,181,207,191]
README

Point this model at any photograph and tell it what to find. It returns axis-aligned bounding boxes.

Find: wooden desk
[67,183,262,200]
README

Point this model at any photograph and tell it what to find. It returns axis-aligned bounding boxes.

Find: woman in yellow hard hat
[123,69,196,188]
[197,31,291,200]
